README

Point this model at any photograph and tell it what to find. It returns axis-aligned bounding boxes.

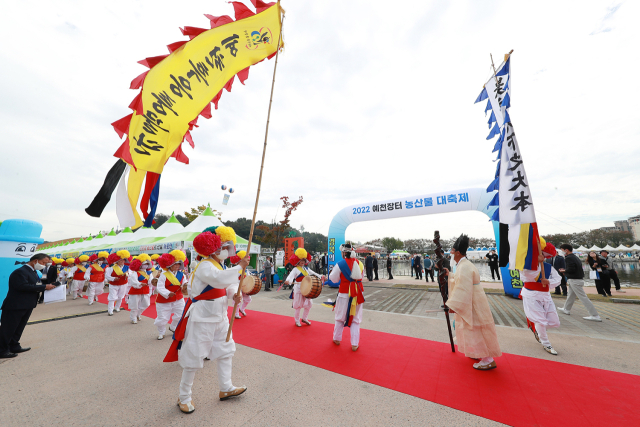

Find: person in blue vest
[423,255,435,282]
[328,243,365,351]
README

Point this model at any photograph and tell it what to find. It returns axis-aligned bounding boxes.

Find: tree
[257,196,304,260]
[151,213,169,229]
[381,237,404,253]
[184,205,222,222]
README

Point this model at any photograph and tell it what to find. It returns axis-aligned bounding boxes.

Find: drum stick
[226,9,284,342]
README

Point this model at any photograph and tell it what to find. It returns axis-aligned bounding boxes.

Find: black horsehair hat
[452,234,470,255]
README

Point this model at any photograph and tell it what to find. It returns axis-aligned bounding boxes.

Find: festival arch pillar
[327,188,520,297]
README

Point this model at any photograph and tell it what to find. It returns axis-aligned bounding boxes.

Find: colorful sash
[337,259,365,327]
[77,265,87,273]
[91,263,103,272]
[112,265,125,276]
[163,259,226,363]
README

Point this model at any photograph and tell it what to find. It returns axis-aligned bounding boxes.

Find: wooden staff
[226,5,284,342]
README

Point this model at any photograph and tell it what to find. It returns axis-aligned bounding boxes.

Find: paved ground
[2,284,639,426]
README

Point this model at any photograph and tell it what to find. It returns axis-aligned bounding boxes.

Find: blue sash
[337,259,354,282]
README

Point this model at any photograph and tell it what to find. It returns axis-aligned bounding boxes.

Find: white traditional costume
[155,250,188,340]
[105,250,131,315]
[285,248,322,327]
[163,226,247,414]
[127,256,152,324]
[329,243,365,351]
[519,238,562,355]
[446,235,502,370]
[70,255,90,299]
[84,252,109,304]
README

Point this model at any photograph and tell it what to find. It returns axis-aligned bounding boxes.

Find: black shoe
[0,352,17,358]
[265,288,271,292]
[562,294,568,296]
[11,347,30,353]
[553,292,561,295]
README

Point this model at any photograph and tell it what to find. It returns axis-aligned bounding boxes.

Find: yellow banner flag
[119,3,283,173]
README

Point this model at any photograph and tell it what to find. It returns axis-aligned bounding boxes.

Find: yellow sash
[77,265,87,273]
[91,263,104,272]
[112,265,125,276]
[138,270,150,281]
[164,270,182,287]
[189,258,223,286]
[296,266,309,277]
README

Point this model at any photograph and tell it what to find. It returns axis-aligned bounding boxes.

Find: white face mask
[34,262,45,271]
[46,263,52,267]
[217,249,229,261]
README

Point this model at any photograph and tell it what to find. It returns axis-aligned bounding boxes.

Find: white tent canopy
[588,245,602,252]
[184,205,224,232]
[576,245,588,251]
[615,244,630,251]
[631,244,640,251]
[602,244,616,251]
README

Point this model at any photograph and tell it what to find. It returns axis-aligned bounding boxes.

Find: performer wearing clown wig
[163,226,248,414]
[284,248,323,327]
[105,250,131,316]
[155,250,188,340]
[229,251,251,319]
[127,256,153,324]
[519,238,563,355]
[69,255,89,300]
[84,252,109,305]
[329,243,366,351]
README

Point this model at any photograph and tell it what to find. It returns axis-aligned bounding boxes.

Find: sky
[0,0,638,244]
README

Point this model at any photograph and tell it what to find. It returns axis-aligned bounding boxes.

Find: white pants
[179,320,236,403]
[293,284,312,323]
[72,280,85,298]
[522,289,560,347]
[128,294,150,321]
[333,294,363,346]
[155,300,185,335]
[107,285,127,314]
[86,281,104,302]
[240,293,251,312]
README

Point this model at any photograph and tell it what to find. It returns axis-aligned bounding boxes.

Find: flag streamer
[475,53,539,269]
[86,1,284,228]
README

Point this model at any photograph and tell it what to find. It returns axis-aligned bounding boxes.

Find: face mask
[46,263,52,267]
[217,249,229,261]
[34,262,45,271]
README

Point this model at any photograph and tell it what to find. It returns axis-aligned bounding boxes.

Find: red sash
[524,282,549,292]
[163,286,227,362]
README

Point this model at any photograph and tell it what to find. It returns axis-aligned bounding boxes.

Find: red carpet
[85,295,640,426]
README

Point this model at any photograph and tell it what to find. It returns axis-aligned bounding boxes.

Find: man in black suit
[372,256,379,280]
[365,254,374,281]
[485,250,500,281]
[414,254,422,280]
[0,253,55,358]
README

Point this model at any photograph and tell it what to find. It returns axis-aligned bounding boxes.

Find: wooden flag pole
[226,4,284,342]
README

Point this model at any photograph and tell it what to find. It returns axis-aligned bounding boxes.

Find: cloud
[590,2,622,35]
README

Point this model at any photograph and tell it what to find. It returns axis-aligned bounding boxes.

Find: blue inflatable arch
[326,188,519,297]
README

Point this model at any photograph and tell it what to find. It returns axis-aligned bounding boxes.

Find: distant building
[629,216,640,241]
[614,220,630,232]
[600,227,617,232]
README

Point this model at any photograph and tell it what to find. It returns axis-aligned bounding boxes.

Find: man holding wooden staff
[164,225,249,414]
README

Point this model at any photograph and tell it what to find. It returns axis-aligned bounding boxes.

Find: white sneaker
[543,345,558,355]
[131,319,137,324]
[157,335,164,340]
[616,289,626,293]
[557,307,570,315]
[108,312,113,316]
[115,308,121,313]
[89,302,94,306]
[583,315,602,322]
[295,322,302,327]
[137,316,142,321]
[235,315,241,319]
